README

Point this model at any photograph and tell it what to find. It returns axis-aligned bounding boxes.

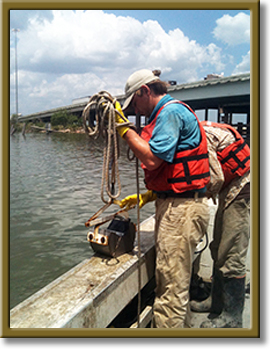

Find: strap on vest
[168,171,211,185]
[171,153,209,185]
[231,156,250,173]
[173,153,209,164]
[220,141,250,172]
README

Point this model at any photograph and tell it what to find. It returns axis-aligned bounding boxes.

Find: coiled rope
[83,91,143,328]
[82,91,135,204]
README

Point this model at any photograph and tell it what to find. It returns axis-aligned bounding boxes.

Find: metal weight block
[87,215,136,258]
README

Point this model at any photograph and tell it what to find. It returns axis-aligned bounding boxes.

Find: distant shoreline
[11,124,86,135]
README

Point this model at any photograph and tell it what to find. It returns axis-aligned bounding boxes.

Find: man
[190,121,250,328]
[112,69,210,328]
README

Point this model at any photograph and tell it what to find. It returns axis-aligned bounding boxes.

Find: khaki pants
[210,193,250,278]
[152,196,209,328]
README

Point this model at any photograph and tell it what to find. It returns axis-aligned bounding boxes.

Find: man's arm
[123,128,164,171]
[205,140,225,198]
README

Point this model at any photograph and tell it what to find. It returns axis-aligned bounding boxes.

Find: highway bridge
[18,72,250,138]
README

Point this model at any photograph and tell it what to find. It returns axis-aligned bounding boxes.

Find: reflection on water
[10,133,155,309]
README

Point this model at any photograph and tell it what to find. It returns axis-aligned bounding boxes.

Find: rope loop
[82,91,135,204]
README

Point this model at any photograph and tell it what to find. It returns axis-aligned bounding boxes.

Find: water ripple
[10,133,155,308]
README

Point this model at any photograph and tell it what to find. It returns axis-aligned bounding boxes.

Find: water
[10,133,155,309]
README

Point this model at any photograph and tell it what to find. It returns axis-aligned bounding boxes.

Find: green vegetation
[10,114,19,125]
[10,114,23,132]
[10,110,84,134]
[51,110,83,131]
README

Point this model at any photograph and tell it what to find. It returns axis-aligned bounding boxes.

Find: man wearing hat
[114,69,211,328]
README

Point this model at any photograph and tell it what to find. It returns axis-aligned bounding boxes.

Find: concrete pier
[10,216,156,328]
[10,201,253,332]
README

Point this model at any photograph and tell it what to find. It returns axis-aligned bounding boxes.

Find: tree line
[10,110,83,133]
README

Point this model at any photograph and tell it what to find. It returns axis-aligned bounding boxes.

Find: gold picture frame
[2,0,260,339]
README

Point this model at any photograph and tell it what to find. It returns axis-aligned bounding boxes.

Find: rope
[83,91,142,327]
[82,91,134,204]
[136,157,142,328]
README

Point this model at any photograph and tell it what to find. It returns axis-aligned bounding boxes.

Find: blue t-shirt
[148,95,201,163]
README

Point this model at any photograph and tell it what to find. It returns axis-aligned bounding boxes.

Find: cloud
[19,11,225,80]
[10,10,239,115]
[213,12,250,46]
[232,51,250,74]
[10,10,53,32]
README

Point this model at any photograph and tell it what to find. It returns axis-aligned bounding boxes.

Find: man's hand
[114,100,131,138]
[114,190,157,210]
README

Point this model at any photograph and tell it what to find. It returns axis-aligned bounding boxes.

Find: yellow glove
[114,190,157,210]
[114,100,131,138]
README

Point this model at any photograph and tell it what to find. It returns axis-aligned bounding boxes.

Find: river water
[10,132,155,309]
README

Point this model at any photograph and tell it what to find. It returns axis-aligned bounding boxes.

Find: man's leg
[152,197,209,328]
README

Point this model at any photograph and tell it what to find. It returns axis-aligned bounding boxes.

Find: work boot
[200,276,246,328]
[190,295,211,312]
[190,268,223,316]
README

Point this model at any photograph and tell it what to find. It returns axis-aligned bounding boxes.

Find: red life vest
[201,121,250,186]
[140,101,210,193]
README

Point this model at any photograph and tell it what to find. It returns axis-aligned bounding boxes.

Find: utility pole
[12,28,20,116]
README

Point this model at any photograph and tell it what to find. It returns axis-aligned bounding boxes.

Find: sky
[9,9,251,116]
